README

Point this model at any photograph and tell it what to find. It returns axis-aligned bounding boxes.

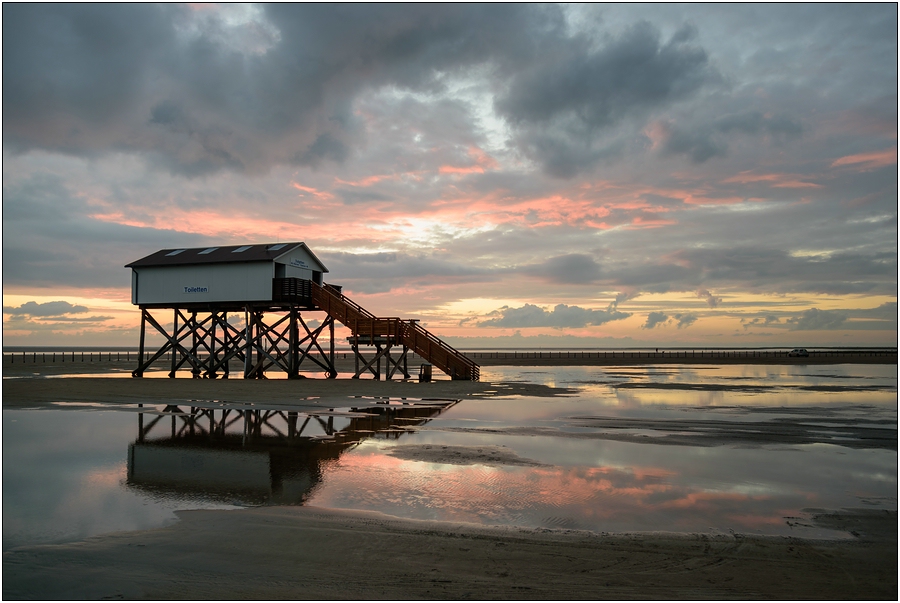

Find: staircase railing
[310,282,479,380]
[311,284,402,342]
[397,321,479,381]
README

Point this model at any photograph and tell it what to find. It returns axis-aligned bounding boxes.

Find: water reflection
[4,364,896,549]
[480,364,898,408]
[127,400,457,506]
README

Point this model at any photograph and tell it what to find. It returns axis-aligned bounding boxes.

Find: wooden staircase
[311,283,480,381]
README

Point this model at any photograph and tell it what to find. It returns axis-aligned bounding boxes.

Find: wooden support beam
[350,341,392,379]
[385,344,412,380]
[133,303,338,380]
[134,309,147,377]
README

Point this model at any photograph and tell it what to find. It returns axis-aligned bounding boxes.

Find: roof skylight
[165,249,186,256]
[268,244,287,251]
[232,246,253,253]
[199,247,219,255]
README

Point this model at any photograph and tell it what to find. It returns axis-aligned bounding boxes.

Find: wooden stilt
[244,307,253,378]
[134,309,147,377]
[190,311,201,378]
[169,309,178,377]
[328,318,336,379]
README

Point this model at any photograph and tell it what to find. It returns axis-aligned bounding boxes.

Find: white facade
[128,242,327,306]
[133,262,275,305]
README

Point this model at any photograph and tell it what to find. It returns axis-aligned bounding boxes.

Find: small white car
[788,348,809,357]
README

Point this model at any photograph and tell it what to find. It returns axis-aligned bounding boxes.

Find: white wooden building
[125,241,478,381]
[126,242,328,307]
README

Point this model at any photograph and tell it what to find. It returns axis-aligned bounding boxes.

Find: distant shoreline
[3,348,896,372]
[4,345,897,353]
[472,349,897,365]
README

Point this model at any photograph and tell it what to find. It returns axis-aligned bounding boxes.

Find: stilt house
[126,242,327,308]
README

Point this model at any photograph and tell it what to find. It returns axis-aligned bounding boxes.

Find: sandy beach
[3,359,897,599]
[4,505,895,600]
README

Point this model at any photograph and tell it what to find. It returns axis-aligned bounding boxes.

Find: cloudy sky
[3,3,897,348]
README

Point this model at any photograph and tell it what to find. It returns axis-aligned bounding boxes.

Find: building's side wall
[134,263,274,305]
[275,246,324,281]
[282,264,313,280]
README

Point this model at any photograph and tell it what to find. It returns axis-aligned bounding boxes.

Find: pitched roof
[125,242,328,271]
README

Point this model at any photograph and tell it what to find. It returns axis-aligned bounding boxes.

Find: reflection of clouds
[474,365,897,413]
[3,410,243,549]
[309,451,812,534]
[657,490,759,510]
[84,463,126,487]
[616,388,726,407]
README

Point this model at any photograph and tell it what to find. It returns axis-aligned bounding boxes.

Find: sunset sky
[2,4,897,348]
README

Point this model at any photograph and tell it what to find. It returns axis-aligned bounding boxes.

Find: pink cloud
[642,121,669,151]
[680,195,750,205]
[291,181,335,199]
[333,174,401,187]
[830,148,897,170]
[437,146,499,176]
[626,216,677,229]
[722,171,822,189]
[439,165,485,175]
[468,146,499,169]
[93,211,286,237]
[580,180,764,207]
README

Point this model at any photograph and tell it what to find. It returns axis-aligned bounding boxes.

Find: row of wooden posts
[468,349,897,359]
[3,351,354,363]
[3,348,896,363]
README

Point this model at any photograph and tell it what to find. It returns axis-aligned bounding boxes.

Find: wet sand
[4,506,895,600]
[3,363,897,599]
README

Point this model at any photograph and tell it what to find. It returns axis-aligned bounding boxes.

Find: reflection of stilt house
[126,399,458,504]
[126,243,478,380]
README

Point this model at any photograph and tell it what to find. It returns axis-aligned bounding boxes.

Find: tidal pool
[3,364,896,550]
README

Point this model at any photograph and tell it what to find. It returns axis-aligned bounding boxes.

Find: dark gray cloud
[3,300,88,316]
[742,315,782,329]
[2,173,216,288]
[857,302,897,320]
[495,22,712,127]
[523,254,603,284]
[3,4,177,145]
[322,251,491,294]
[642,311,670,329]
[786,308,848,331]
[715,112,802,138]
[674,313,698,328]
[741,304,897,332]
[505,242,895,301]
[496,21,717,177]
[2,5,723,179]
[479,303,630,328]
[601,262,694,289]
[672,248,896,296]
[661,127,727,163]
[2,4,559,176]
[659,111,803,163]
[33,315,113,323]
[335,189,393,205]
[697,289,722,308]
